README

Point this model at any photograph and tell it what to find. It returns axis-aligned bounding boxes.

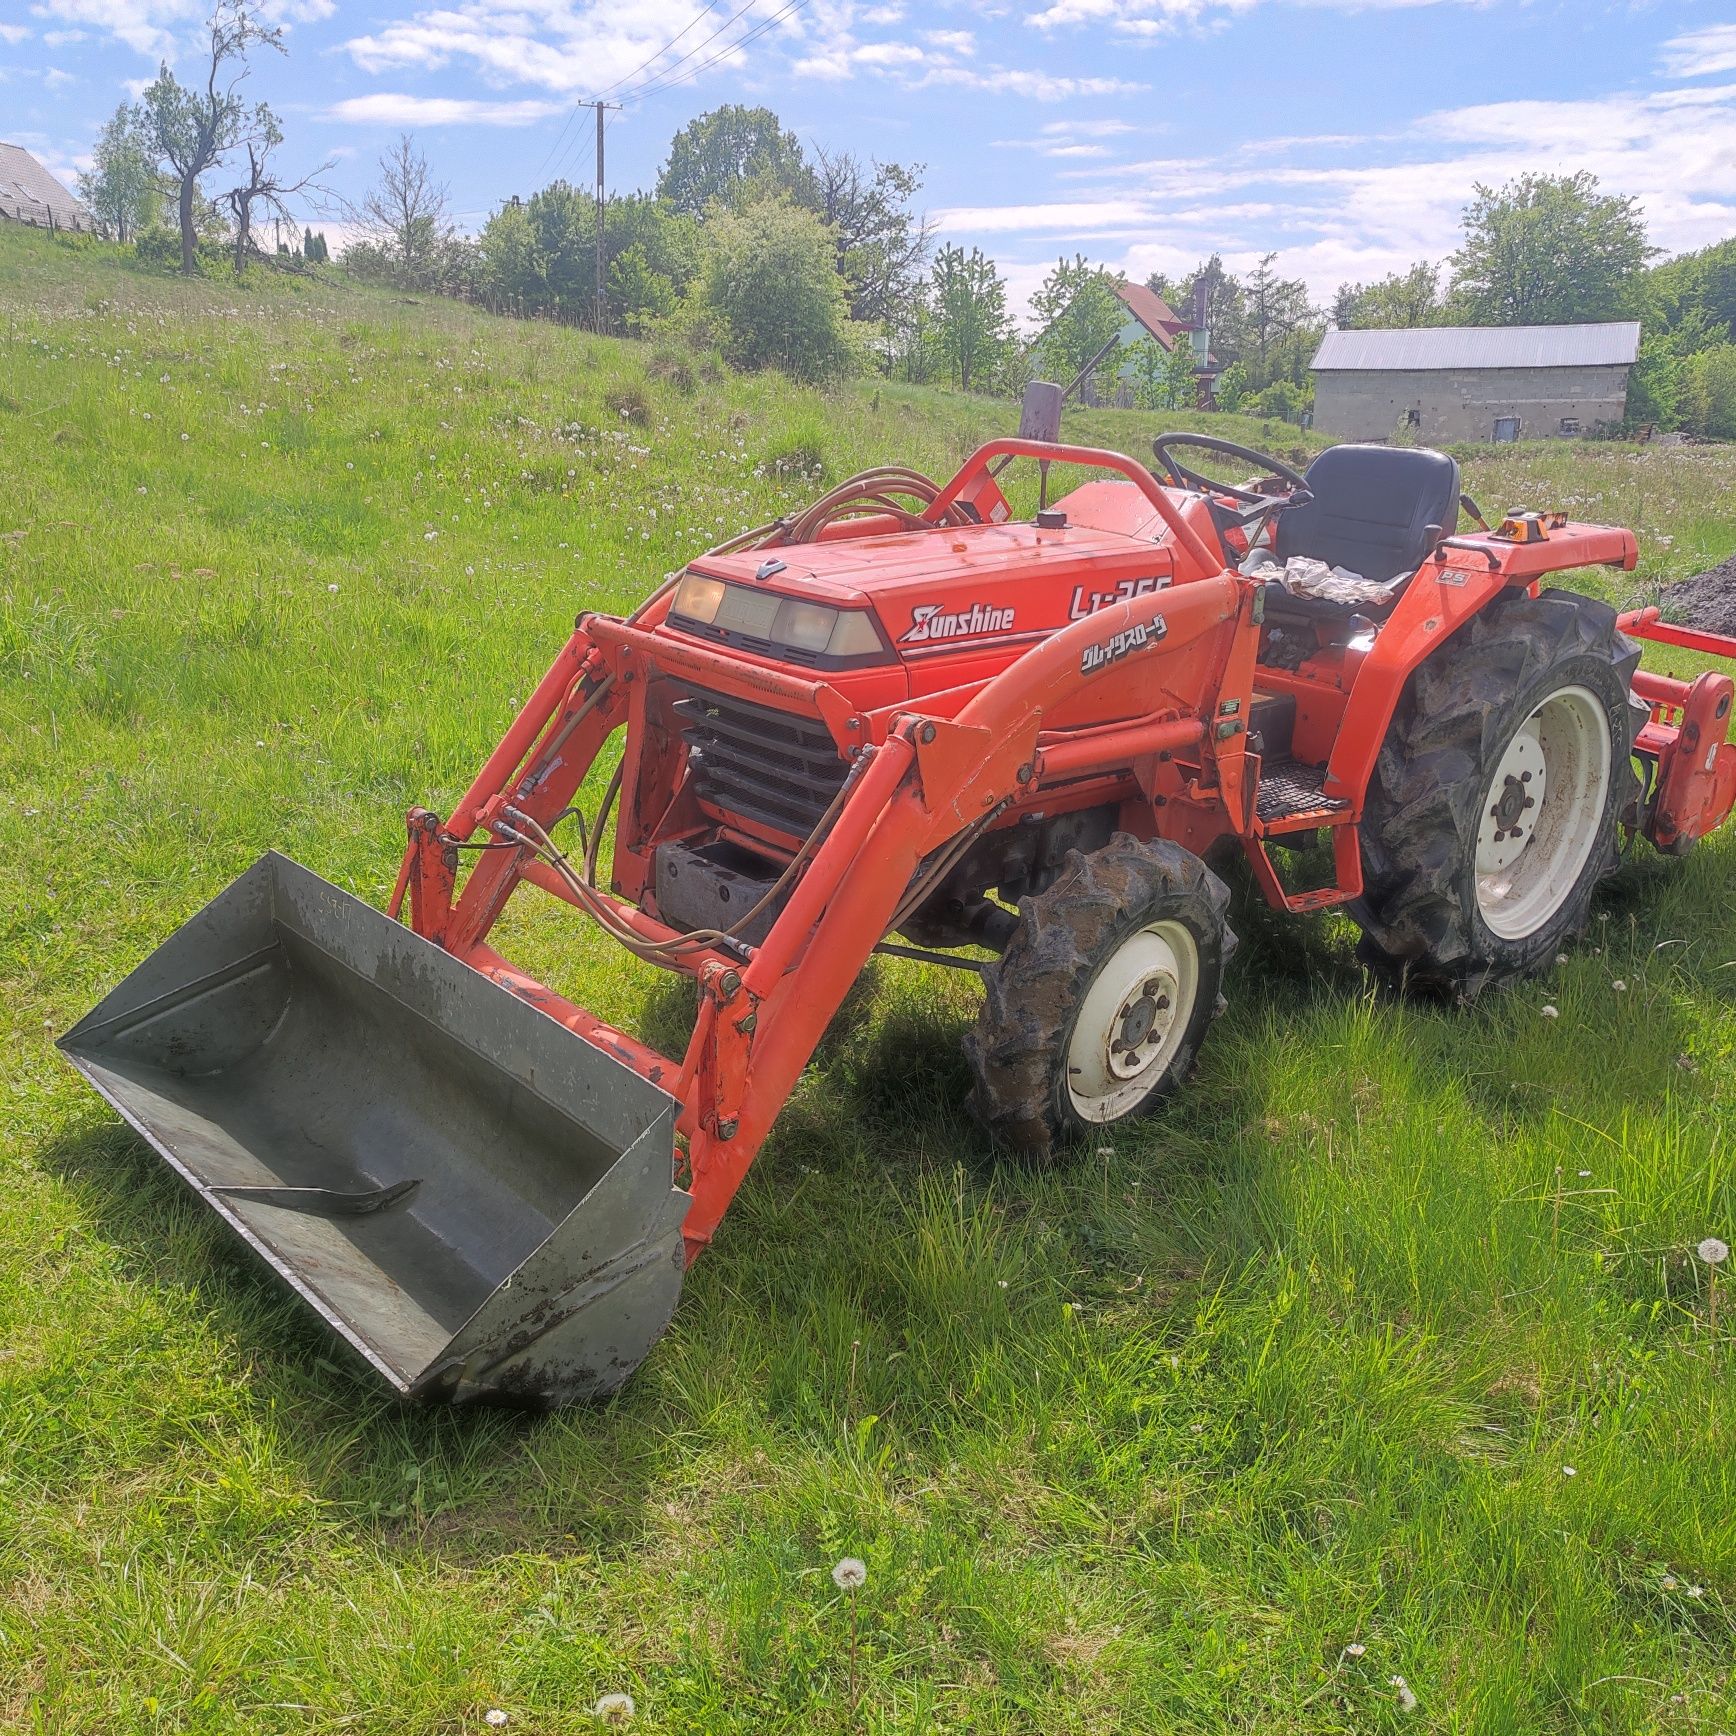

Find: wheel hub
[1110,974,1175,1076]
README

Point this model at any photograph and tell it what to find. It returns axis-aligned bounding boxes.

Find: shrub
[605,378,653,426]
[1681,344,1736,440]
[698,197,856,385]
[133,228,182,273]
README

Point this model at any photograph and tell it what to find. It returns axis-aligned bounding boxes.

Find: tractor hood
[673,482,1218,670]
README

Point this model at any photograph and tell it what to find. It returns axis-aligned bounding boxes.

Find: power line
[537,0,722,180]
[611,0,805,107]
[592,0,726,101]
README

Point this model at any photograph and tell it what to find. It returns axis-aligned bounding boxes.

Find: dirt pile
[1658,552,1736,637]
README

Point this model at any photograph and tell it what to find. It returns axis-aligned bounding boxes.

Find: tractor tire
[965,835,1235,1163]
[1354,588,1639,997]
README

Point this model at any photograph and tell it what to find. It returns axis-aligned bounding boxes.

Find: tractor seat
[1275,444,1461,587]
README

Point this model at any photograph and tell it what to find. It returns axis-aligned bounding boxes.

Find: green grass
[4,223,1736,1734]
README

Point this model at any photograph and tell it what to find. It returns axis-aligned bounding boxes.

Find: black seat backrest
[1275,444,1460,585]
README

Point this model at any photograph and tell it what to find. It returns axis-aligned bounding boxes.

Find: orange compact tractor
[63,389,1736,1404]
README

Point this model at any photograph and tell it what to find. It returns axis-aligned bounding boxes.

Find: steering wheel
[1150,432,1311,516]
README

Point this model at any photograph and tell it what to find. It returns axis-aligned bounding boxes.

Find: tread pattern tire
[965,834,1234,1163]
[1354,588,1639,997]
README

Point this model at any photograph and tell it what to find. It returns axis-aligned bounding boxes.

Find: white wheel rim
[1065,919,1200,1122]
[1474,684,1612,941]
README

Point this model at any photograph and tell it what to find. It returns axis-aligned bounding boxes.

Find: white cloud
[43,64,75,86]
[860,1,905,18]
[917,65,1146,99]
[1659,23,1736,80]
[1028,0,1483,28]
[0,22,31,43]
[325,93,565,127]
[26,0,200,57]
[955,75,1736,320]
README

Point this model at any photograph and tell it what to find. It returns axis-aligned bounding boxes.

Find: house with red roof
[1031,276,1219,407]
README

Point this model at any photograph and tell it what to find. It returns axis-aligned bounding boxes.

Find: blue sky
[4,0,1735,322]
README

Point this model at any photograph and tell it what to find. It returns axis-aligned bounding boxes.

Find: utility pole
[580,101,620,335]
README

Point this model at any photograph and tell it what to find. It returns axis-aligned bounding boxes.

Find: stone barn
[1310,321,1641,442]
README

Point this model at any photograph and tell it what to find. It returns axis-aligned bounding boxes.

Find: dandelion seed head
[1390,1674,1418,1712]
[1540,1004,1559,1019]
[1346,1642,1366,1657]
[592,1692,635,1724]
[832,1557,868,1591]
[1556,953,1568,965]
[1688,1584,1705,1598]
[1663,1574,1679,1590]
[1699,1238,1729,1266]
[484,1711,509,1728]
[1612,979,1628,993]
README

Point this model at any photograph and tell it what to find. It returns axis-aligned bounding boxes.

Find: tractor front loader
[62,405,1736,1405]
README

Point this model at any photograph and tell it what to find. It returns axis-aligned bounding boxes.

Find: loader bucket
[58,853,689,1407]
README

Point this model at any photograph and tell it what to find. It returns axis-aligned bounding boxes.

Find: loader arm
[399,573,1242,1256]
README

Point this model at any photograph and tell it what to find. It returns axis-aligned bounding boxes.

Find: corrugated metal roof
[1312,321,1641,372]
[0,141,90,227]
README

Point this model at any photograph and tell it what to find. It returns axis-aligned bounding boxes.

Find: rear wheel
[1355,590,1639,995]
[966,835,1234,1162]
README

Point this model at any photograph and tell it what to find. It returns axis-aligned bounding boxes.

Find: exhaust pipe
[59,853,689,1406]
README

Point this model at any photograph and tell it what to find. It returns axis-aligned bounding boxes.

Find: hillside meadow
[3,224,1736,1734]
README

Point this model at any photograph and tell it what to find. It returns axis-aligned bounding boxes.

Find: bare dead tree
[226,117,335,271]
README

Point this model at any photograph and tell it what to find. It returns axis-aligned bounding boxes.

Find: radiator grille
[674,686,849,838]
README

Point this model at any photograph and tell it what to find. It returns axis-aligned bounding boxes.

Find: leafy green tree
[1125,336,1196,411]
[1449,172,1653,325]
[698,197,855,383]
[79,104,161,244]
[1031,254,1125,383]
[1682,344,1736,439]
[1331,261,1441,329]
[353,133,471,291]
[138,2,284,274]
[476,188,698,329]
[1243,253,1317,374]
[609,242,677,332]
[930,244,1010,391]
[1213,358,1250,412]
[657,105,812,218]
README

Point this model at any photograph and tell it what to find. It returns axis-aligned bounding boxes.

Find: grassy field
[4,222,1736,1734]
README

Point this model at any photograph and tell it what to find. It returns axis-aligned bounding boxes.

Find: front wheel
[1355,590,1639,995]
[965,835,1235,1162]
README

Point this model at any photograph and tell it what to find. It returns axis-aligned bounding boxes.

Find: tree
[353,134,465,290]
[301,229,329,263]
[1031,254,1125,384]
[476,187,699,329]
[1449,172,1653,326]
[1156,255,1248,366]
[225,114,332,272]
[1243,253,1316,371]
[1332,261,1441,329]
[698,197,854,383]
[811,146,929,326]
[1125,336,1196,411]
[1682,344,1736,440]
[138,2,284,274]
[657,105,812,218]
[930,244,1010,391]
[79,104,160,244]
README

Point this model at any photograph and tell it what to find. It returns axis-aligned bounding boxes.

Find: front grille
[674,686,849,838]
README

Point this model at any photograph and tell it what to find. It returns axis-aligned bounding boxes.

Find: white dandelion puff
[832,1557,868,1591]
[1688,1584,1705,1598]
[484,1712,509,1729]
[1346,1642,1366,1657]
[1662,1574,1678,1590]
[592,1692,635,1724]
[1698,1238,1729,1266]
[1390,1675,1418,1712]
[1612,979,1628,993]
[1556,953,1568,965]
[1540,1004,1559,1019]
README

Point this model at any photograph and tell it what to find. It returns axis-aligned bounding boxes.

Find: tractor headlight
[669,574,888,664]
[671,572,728,624]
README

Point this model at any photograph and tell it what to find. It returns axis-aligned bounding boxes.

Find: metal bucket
[59,853,689,1407]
